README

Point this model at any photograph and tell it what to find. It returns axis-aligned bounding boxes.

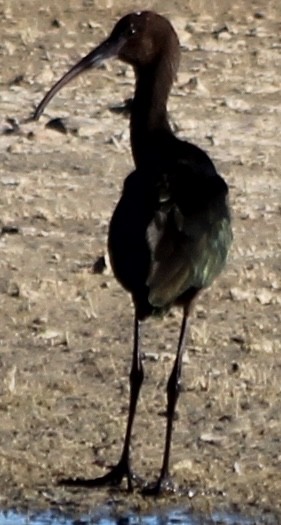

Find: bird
[33,11,232,495]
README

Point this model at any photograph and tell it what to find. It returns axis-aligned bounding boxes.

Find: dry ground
[0,0,280,521]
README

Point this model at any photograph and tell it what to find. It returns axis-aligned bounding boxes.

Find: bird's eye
[128,23,136,37]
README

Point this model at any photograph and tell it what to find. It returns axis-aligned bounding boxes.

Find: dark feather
[109,140,232,317]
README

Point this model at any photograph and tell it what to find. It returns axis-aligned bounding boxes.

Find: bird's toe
[142,475,178,496]
[58,460,139,492]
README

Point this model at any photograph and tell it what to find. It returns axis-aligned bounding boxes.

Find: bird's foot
[58,459,141,492]
[142,474,178,496]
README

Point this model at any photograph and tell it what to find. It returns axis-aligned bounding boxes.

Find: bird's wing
[146,164,232,308]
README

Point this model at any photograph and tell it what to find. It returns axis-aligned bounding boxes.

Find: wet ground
[0,0,280,523]
[0,507,259,525]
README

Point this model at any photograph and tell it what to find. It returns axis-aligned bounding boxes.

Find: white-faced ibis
[34,11,232,495]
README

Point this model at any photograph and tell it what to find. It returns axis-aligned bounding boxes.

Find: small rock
[11,74,25,86]
[224,97,251,112]
[1,224,20,236]
[35,64,54,85]
[255,288,274,305]
[5,366,17,394]
[199,433,225,445]
[142,352,159,362]
[7,282,20,297]
[233,461,243,475]
[254,11,265,19]
[212,24,230,39]
[0,177,20,186]
[51,19,62,28]
[46,118,69,134]
[229,287,253,302]
[0,277,19,296]
[231,335,245,345]
[230,361,240,373]
[37,329,67,346]
[109,98,132,116]
[100,281,110,289]
[173,458,193,471]
[4,41,16,56]
[92,255,107,274]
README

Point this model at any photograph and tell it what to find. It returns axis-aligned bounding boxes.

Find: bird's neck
[130,57,175,169]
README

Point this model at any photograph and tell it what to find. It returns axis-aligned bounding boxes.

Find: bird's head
[33,11,180,120]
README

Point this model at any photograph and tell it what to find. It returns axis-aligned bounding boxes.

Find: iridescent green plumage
[146,165,232,308]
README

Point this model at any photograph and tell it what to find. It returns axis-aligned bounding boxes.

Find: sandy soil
[0,0,280,521]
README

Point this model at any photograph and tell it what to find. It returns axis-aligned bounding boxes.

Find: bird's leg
[59,313,144,491]
[105,313,144,490]
[143,307,189,495]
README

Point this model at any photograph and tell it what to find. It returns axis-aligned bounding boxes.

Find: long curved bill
[33,34,124,120]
